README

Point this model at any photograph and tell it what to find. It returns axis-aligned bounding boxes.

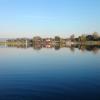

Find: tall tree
[80,34,86,42]
[92,32,99,40]
[70,34,75,42]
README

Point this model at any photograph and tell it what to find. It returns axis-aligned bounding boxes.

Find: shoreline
[0,41,100,45]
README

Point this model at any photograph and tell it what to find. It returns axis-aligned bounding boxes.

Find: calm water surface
[0,47,100,100]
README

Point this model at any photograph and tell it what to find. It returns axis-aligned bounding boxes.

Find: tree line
[70,32,100,42]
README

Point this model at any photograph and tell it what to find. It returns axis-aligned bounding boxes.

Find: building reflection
[0,41,100,54]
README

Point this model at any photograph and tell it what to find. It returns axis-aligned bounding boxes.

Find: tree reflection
[0,42,100,54]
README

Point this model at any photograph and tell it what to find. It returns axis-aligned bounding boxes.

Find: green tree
[92,32,99,40]
[55,36,60,42]
[80,34,86,42]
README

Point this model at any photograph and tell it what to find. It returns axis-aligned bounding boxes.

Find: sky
[0,0,100,38]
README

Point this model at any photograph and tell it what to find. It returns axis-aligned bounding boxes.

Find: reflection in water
[0,42,100,54]
[0,42,100,100]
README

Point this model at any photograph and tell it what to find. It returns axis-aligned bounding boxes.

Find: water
[0,46,100,100]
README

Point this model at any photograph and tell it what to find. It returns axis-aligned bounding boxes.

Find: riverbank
[0,41,100,46]
[73,41,100,45]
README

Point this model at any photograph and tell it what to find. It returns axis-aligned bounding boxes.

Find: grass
[0,42,26,45]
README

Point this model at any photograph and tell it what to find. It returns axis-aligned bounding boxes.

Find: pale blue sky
[0,0,100,38]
